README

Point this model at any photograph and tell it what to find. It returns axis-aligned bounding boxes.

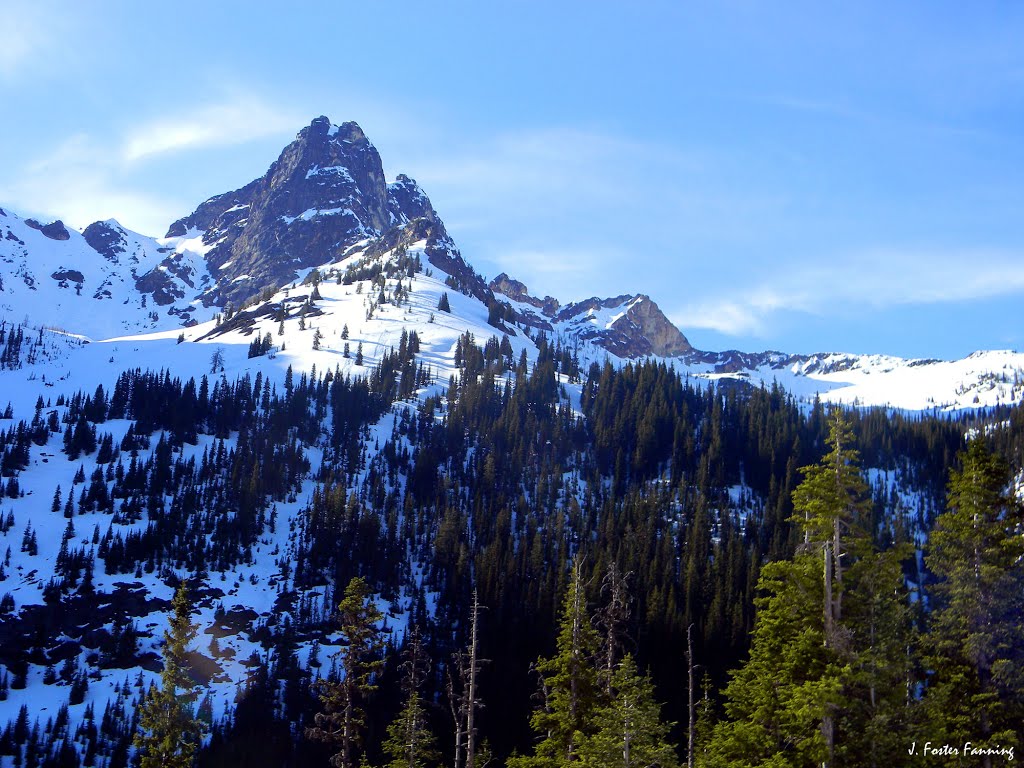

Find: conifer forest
[0,328,1020,767]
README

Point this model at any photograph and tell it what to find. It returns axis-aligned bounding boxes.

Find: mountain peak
[301,116,367,144]
[162,117,452,307]
[388,174,436,224]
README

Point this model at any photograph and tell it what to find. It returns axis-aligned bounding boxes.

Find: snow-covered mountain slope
[0,209,213,338]
[682,348,1024,411]
[0,239,535,741]
[2,114,1022,415]
[489,271,1024,412]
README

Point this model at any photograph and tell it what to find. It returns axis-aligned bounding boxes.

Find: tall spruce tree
[306,576,386,768]
[708,409,927,768]
[705,554,838,767]
[791,411,871,651]
[134,580,202,768]
[510,558,604,768]
[923,439,1024,764]
[383,628,438,768]
[790,411,871,764]
[576,654,679,768]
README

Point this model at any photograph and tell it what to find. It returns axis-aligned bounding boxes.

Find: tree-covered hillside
[1,326,1020,767]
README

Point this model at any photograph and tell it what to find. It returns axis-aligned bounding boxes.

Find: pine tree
[790,411,870,764]
[705,555,837,767]
[510,558,603,768]
[923,439,1024,763]
[576,654,679,768]
[209,348,224,374]
[791,411,871,650]
[306,576,386,768]
[134,580,202,768]
[383,628,438,768]
[437,293,451,313]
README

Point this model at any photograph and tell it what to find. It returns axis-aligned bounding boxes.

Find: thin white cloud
[415,127,710,229]
[671,248,1024,337]
[121,98,302,163]
[0,134,183,235]
[0,2,65,76]
[489,245,629,283]
[0,95,301,234]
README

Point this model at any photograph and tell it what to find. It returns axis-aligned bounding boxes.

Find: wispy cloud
[416,127,705,211]
[405,125,728,296]
[489,245,630,282]
[121,98,302,163]
[0,94,300,234]
[671,248,1024,337]
[0,1,69,77]
[0,134,183,235]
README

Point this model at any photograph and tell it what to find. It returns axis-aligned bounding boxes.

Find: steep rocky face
[165,180,260,239]
[82,220,128,262]
[24,219,71,241]
[489,273,561,317]
[164,116,490,310]
[489,270,695,359]
[387,174,436,224]
[167,117,402,308]
[553,294,694,358]
[616,295,693,357]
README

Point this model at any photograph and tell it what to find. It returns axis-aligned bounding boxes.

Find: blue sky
[1,1,1023,359]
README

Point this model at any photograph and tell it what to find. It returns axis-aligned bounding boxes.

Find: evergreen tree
[437,293,451,313]
[923,439,1024,763]
[709,410,919,768]
[510,558,603,768]
[791,411,871,649]
[134,580,202,768]
[790,411,870,764]
[383,628,438,768]
[306,576,386,768]
[705,555,837,768]
[577,654,679,768]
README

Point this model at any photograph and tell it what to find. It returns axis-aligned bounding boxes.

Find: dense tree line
[0,327,1020,766]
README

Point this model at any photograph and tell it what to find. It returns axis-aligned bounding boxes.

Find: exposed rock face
[616,295,693,357]
[164,180,260,239]
[387,174,436,224]
[553,294,694,358]
[82,221,127,262]
[24,219,71,241]
[157,115,697,359]
[167,116,427,308]
[489,273,561,316]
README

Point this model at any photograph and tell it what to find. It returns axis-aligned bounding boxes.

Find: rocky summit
[165,117,444,309]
